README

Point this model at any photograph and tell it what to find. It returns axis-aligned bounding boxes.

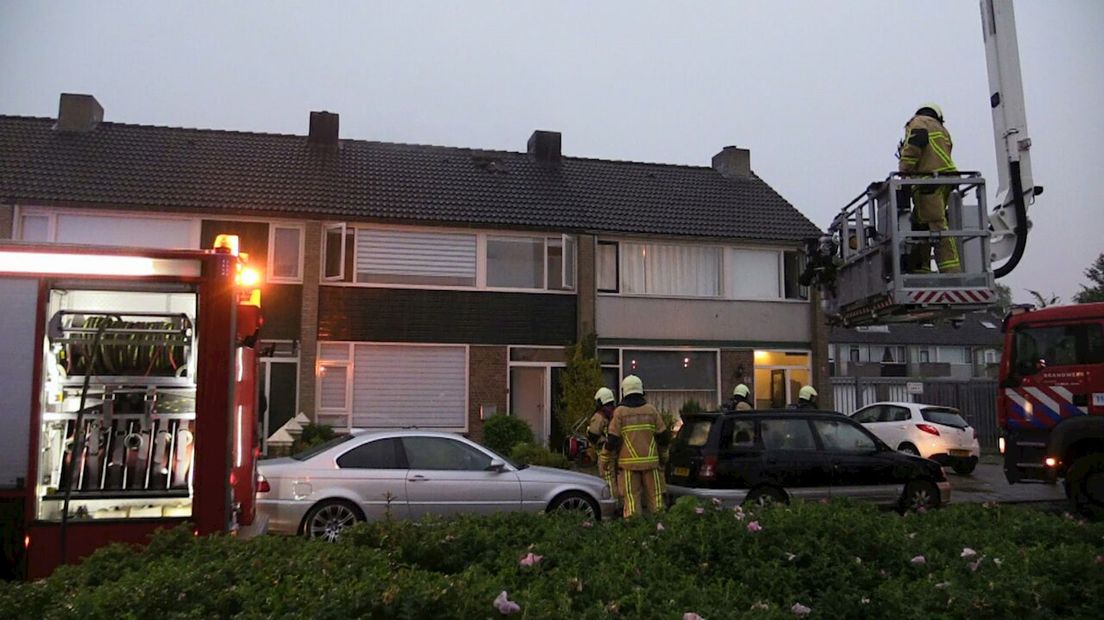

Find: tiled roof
[0,116,821,242]
[830,311,1005,347]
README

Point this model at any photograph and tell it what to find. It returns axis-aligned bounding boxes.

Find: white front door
[510,367,547,445]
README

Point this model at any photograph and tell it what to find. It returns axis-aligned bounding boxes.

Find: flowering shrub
[2,501,1102,618]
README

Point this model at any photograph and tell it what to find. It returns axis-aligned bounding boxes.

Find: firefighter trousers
[909,188,961,274]
[597,451,617,500]
[619,467,665,518]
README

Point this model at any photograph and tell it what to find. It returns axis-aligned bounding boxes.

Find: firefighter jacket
[586,406,615,447]
[607,401,667,471]
[898,114,956,175]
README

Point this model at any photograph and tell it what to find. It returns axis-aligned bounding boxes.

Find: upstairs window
[269,224,303,283]
[597,241,619,292]
[487,235,576,291]
[356,230,477,287]
[621,242,721,297]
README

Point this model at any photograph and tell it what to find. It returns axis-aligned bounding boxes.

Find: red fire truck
[0,236,263,579]
[999,303,1104,513]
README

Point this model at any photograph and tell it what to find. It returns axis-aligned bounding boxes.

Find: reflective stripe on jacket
[898,114,955,174]
[608,403,667,470]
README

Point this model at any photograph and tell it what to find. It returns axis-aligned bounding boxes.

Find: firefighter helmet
[917,103,944,123]
[621,374,644,397]
[798,385,818,402]
[594,387,615,406]
[733,383,750,399]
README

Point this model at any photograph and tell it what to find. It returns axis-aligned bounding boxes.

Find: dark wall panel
[261,284,302,340]
[200,220,269,259]
[319,287,576,345]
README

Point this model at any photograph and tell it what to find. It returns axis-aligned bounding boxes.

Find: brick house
[1,93,826,446]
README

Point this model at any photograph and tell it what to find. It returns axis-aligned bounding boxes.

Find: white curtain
[621,243,720,297]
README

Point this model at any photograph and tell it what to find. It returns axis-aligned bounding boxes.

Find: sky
[1,0,1101,303]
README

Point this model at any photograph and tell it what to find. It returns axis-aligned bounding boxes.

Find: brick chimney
[527,130,562,166]
[55,93,103,133]
[308,111,339,148]
[712,145,751,179]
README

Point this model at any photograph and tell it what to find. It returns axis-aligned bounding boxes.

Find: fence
[831,377,1000,451]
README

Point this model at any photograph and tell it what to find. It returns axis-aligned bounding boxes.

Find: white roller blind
[728,249,781,299]
[55,214,197,249]
[356,230,476,285]
[318,365,349,410]
[352,345,466,429]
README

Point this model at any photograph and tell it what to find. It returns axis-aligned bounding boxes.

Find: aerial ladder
[803,0,1042,326]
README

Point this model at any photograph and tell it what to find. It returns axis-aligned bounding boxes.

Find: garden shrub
[482,414,534,455]
[509,442,571,469]
[290,422,336,453]
[4,501,1103,618]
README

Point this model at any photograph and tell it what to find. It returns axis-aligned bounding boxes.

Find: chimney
[308,111,339,148]
[527,130,562,166]
[712,145,751,179]
[55,93,103,133]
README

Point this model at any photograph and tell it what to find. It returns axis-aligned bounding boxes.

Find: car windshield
[676,418,713,448]
[921,407,968,429]
[291,434,356,461]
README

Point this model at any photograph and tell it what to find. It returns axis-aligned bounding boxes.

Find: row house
[0,93,826,446]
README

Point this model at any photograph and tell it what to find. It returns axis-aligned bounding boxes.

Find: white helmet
[733,383,750,399]
[798,385,818,402]
[621,375,644,397]
[594,387,615,406]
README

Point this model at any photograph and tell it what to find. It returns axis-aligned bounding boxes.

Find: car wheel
[952,461,977,476]
[745,486,788,508]
[548,491,600,520]
[1067,454,1104,518]
[898,443,921,457]
[303,499,363,542]
[900,480,938,512]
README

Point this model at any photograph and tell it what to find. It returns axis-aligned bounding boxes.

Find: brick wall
[0,204,12,239]
[720,349,755,405]
[298,221,322,420]
[809,290,833,409]
[467,345,507,443]
[576,234,596,339]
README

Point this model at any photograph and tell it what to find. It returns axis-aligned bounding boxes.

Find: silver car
[258,430,616,540]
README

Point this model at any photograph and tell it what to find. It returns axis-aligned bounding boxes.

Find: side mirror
[487,459,507,473]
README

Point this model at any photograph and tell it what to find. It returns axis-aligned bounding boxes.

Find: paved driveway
[947,460,1066,505]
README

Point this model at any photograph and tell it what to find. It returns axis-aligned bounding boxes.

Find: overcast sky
[2,1,1101,302]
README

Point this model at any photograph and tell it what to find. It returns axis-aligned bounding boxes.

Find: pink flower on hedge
[519,552,543,567]
[656,522,666,532]
[494,591,521,615]
[747,521,762,533]
[791,602,812,616]
[910,555,926,566]
[712,497,723,508]
[968,559,983,573]
[695,507,706,515]
[683,613,704,620]
[581,520,593,529]
[961,547,977,559]
[784,552,797,562]
[994,558,1003,566]
[935,581,951,590]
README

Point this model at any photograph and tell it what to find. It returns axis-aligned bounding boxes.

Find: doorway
[510,367,547,445]
[259,357,299,454]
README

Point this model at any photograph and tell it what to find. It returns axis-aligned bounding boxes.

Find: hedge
[3,500,1102,618]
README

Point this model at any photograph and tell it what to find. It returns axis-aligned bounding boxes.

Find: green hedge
[3,500,1102,618]
[482,415,534,455]
[509,442,572,469]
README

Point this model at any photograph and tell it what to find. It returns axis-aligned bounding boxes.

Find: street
[947,458,1067,505]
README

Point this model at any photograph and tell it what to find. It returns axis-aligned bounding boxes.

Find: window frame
[15,206,201,248]
[811,419,878,453]
[268,223,305,283]
[335,437,407,469]
[322,222,347,282]
[597,240,620,293]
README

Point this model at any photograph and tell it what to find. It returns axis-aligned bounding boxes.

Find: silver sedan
[257,430,616,540]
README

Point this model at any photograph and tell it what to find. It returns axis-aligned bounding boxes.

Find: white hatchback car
[850,402,981,475]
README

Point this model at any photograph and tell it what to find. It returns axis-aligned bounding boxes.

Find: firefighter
[605,375,670,518]
[723,383,753,412]
[587,387,618,499]
[792,385,819,409]
[897,103,962,274]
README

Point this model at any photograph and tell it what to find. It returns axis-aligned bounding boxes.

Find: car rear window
[921,407,968,429]
[291,434,356,461]
[677,418,713,447]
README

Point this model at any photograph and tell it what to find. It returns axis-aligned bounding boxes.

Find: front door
[510,367,547,445]
[259,358,298,453]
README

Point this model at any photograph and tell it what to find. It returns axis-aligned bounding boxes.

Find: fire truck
[999,303,1104,513]
[0,236,263,579]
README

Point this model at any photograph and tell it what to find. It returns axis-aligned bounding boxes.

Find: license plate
[949,449,971,457]
[673,467,690,477]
